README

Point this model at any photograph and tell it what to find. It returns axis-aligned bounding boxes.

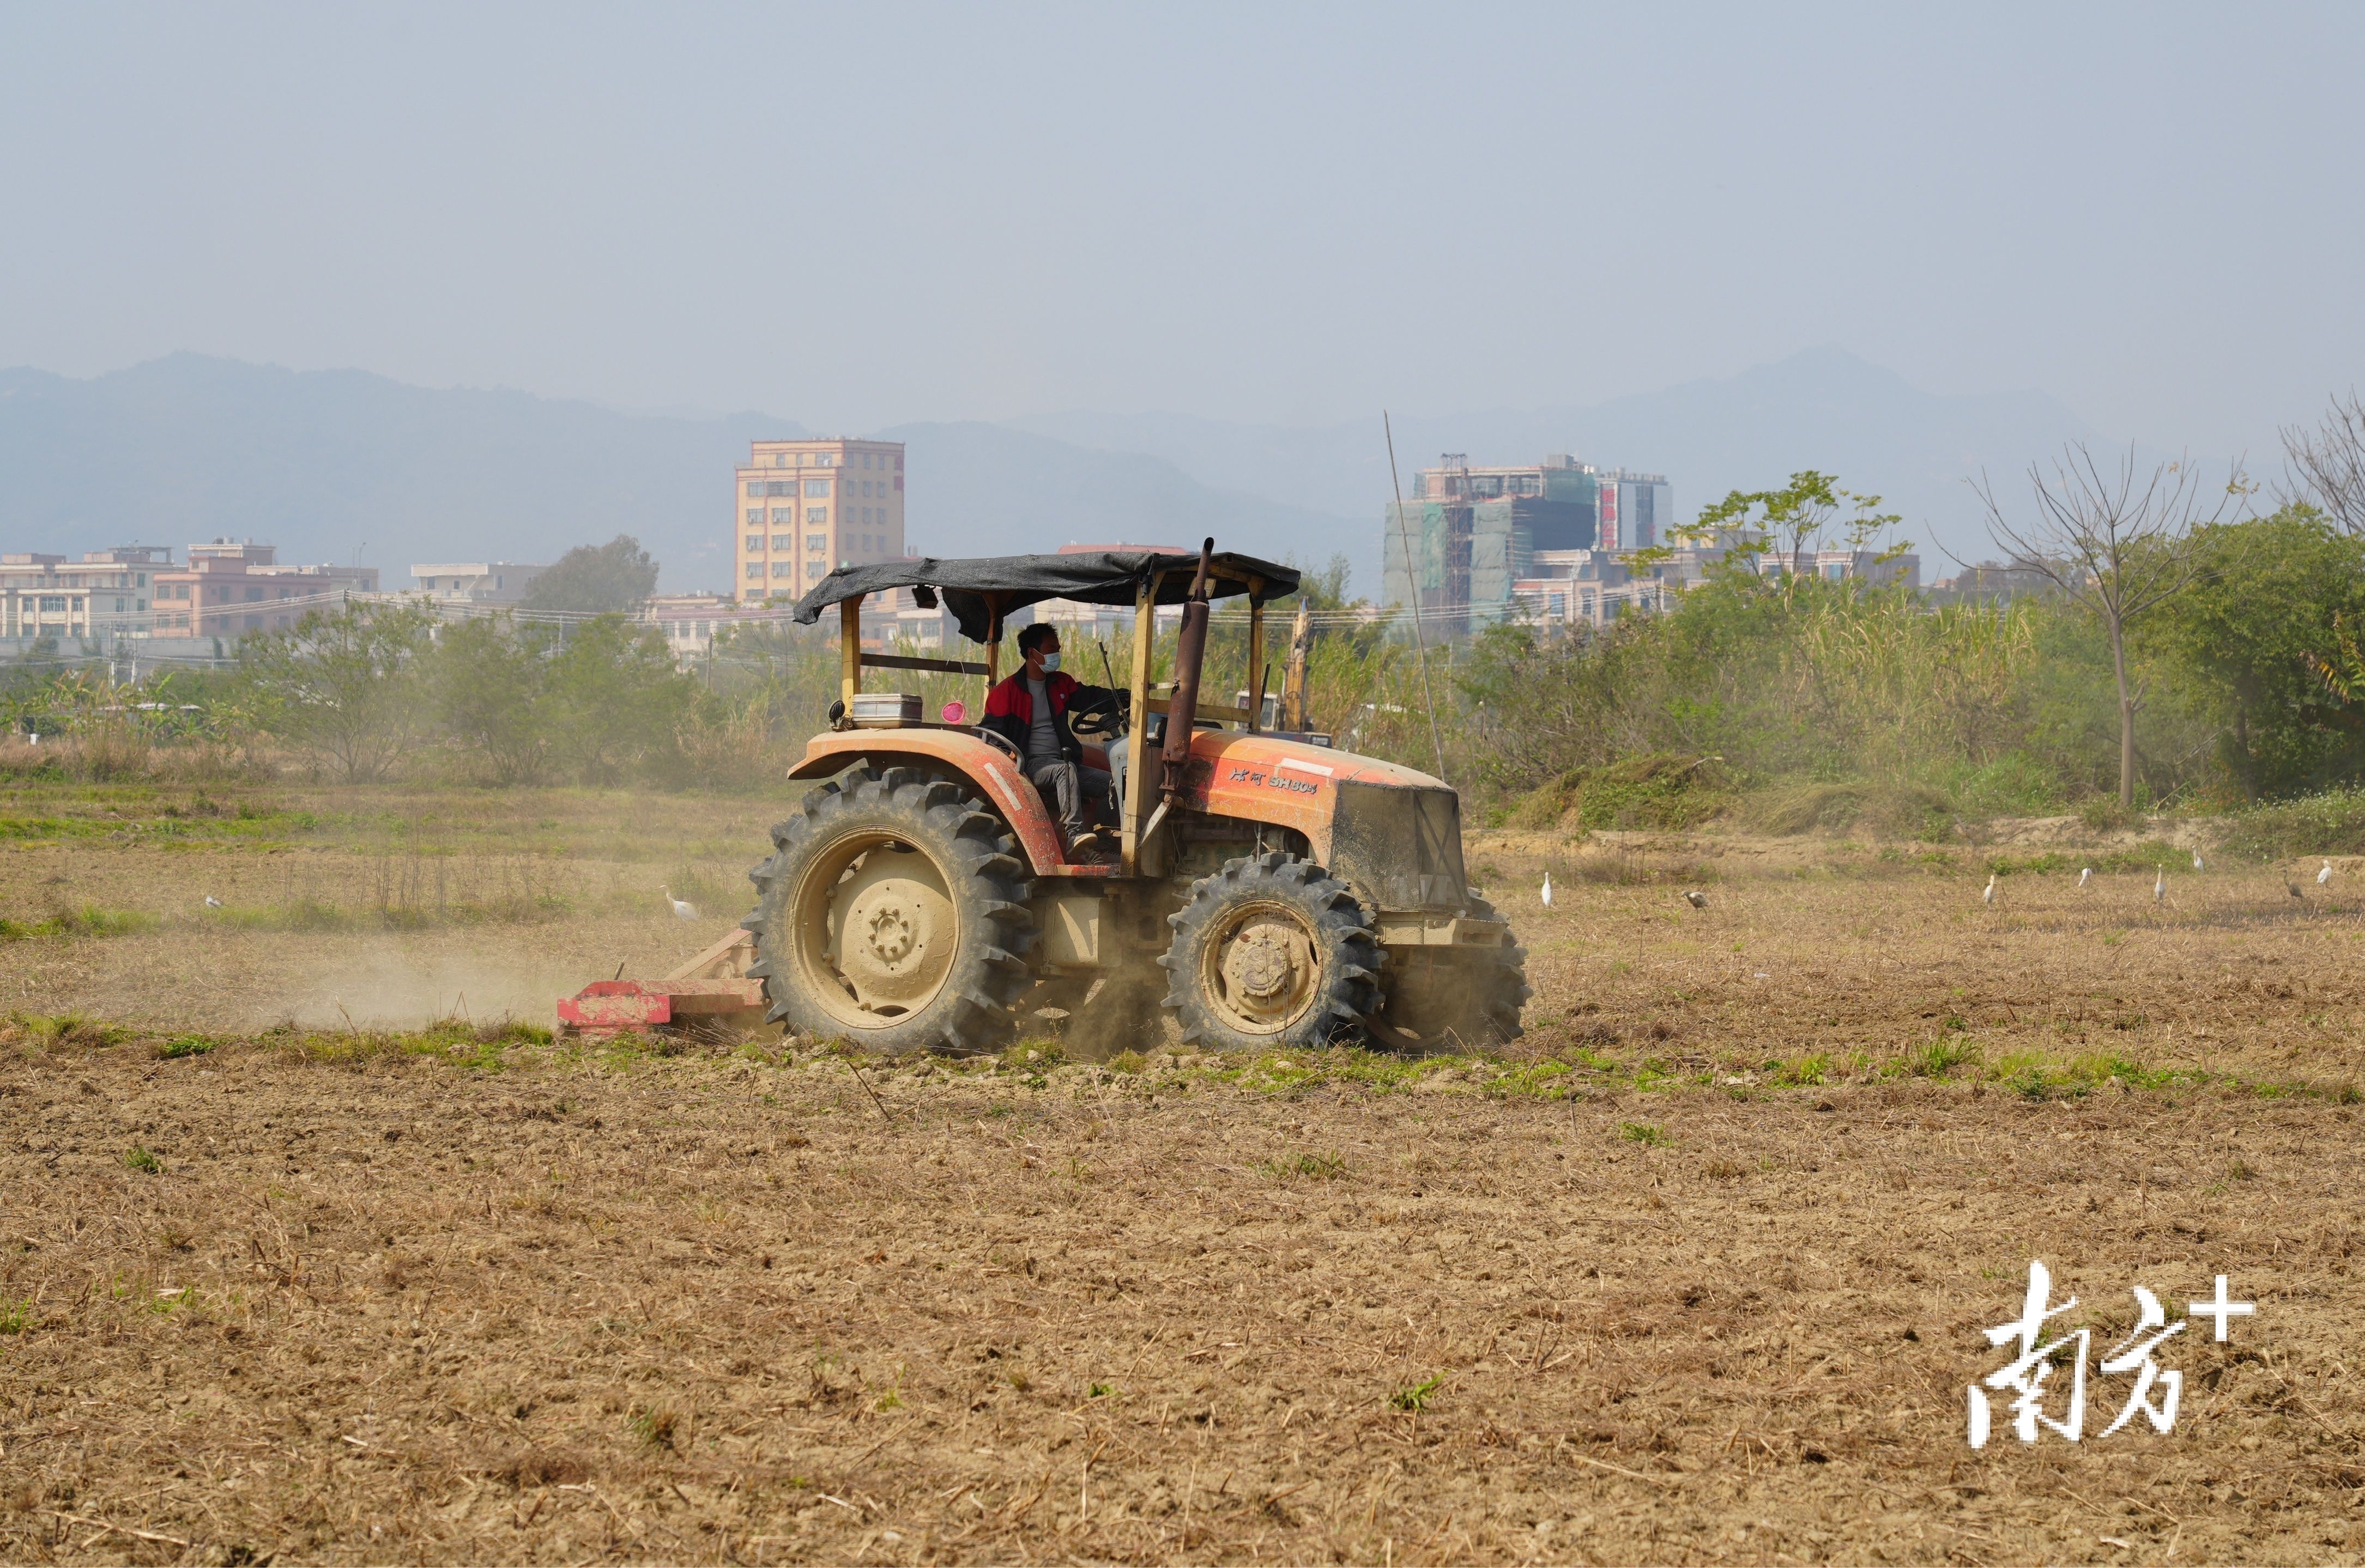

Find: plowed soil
[4,791,2364,1564]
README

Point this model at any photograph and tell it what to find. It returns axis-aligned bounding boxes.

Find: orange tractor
[568,542,1525,1056]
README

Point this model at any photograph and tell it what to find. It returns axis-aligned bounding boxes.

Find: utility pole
[1384,411,1450,780]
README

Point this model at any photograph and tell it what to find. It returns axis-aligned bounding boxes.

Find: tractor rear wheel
[744,764,1039,1056]
[1160,852,1381,1051]
[1371,894,1529,1052]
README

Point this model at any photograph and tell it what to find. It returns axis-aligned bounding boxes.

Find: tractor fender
[788,730,1098,879]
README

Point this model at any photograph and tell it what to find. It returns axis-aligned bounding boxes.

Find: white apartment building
[411,561,547,607]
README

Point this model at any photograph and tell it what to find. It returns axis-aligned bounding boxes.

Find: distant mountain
[0,356,1362,594]
[0,348,2110,602]
[1011,347,2108,571]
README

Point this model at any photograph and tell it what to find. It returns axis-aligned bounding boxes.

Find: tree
[1684,471,1904,606]
[521,535,660,614]
[1977,444,2239,808]
[436,614,558,785]
[542,615,692,783]
[2144,508,2365,800]
[238,602,438,782]
[2281,390,2365,536]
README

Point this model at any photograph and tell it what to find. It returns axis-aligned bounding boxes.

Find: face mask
[1040,651,1061,673]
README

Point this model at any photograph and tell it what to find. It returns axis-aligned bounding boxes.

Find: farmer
[981,623,1122,864]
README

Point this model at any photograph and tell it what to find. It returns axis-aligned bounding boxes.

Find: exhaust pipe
[1160,537,1215,805]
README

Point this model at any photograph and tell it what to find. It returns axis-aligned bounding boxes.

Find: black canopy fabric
[790,550,1301,644]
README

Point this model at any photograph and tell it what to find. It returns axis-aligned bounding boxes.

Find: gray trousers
[1027,757,1111,835]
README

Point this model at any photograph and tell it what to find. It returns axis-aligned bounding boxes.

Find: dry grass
[3,790,2365,1563]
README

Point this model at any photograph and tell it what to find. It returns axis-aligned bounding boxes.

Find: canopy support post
[839,597,862,707]
[1121,573,1160,876]
[1244,590,1267,733]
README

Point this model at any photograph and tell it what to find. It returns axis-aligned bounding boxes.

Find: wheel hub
[1203,906,1319,1033]
[795,840,959,1024]
[862,901,917,964]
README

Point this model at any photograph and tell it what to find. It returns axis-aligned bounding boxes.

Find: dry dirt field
[4,780,2365,1564]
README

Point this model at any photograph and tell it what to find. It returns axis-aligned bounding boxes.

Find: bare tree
[1974,444,2237,808]
[2281,390,2365,535]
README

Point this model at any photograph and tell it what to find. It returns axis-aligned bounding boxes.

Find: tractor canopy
[790,550,1299,644]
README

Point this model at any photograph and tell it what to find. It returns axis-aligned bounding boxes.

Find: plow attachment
[557,928,768,1039]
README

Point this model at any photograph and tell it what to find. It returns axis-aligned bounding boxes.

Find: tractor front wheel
[1370,894,1529,1052]
[745,764,1039,1056]
[1160,852,1381,1051]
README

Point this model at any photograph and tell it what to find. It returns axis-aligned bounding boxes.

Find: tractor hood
[1172,733,1471,915]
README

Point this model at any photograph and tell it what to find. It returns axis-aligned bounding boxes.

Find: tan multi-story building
[733,438,905,604]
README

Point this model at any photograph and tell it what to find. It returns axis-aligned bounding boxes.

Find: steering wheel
[977,728,1023,764]
[1067,688,1127,740]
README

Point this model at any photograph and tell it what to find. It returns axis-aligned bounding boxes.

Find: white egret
[2192,850,2205,873]
[1540,872,1553,909]
[663,887,698,921]
[203,895,222,909]
[2154,865,2166,904]
[2077,867,2092,888]
[1982,873,1996,907]
[2320,859,2335,886]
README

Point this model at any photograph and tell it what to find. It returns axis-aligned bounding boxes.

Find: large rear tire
[1160,852,1381,1051]
[744,764,1039,1056]
[1371,893,1529,1052]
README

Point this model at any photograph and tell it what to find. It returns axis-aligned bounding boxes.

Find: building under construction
[1381,454,1671,632]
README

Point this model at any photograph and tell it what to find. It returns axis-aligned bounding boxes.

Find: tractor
[567,542,1526,1056]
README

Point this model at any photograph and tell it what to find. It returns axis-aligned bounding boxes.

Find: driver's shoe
[1064,833,1111,867]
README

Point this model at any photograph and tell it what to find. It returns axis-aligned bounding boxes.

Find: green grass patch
[155,1034,217,1060]
[122,1145,162,1174]
[1908,1036,1981,1077]
[0,905,155,940]
[1619,1120,1671,1147]
[3,1011,135,1051]
[1388,1374,1446,1413]
[1770,1052,1831,1086]
[0,1297,33,1334]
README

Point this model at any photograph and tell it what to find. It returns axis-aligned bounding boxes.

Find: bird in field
[2077,867,2092,888]
[2288,878,2306,902]
[2320,859,2335,886]
[203,894,222,909]
[1982,873,1997,907]
[2192,850,2205,873]
[2154,865,2166,903]
[663,887,698,921]
[1540,872,1553,909]
[1682,888,1709,910]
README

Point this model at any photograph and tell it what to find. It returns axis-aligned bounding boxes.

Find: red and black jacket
[981,669,1117,764]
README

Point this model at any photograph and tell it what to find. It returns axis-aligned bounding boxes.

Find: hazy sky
[4,2,2360,458]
